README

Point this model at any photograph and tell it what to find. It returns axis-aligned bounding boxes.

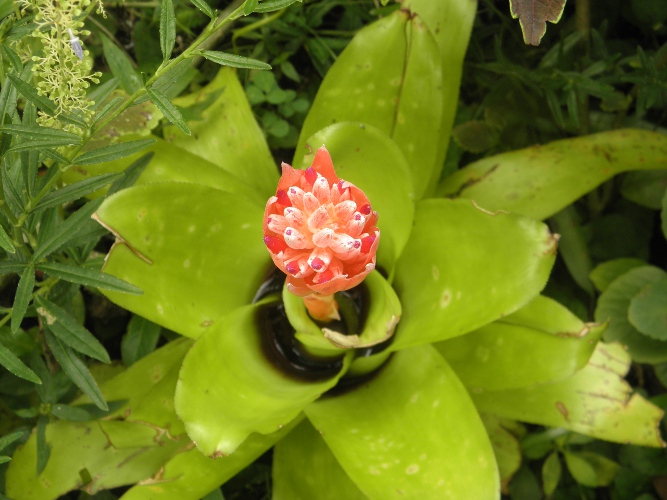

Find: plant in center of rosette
[263,146,380,322]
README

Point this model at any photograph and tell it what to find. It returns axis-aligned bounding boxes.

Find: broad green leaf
[273,419,366,500]
[296,11,443,199]
[300,123,414,276]
[95,183,268,339]
[589,258,647,292]
[147,88,190,135]
[100,35,142,94]
[628,277,667,341]
[305,344,499,499]
[11,265,34,333]
[175,300,351,456]
[50,404,92,421]
[438,130,667,220]
[73,139,155,165]
[32,199,104,262]
[121,422,299,499]
[0,224,15,253]
[6,419,182,499]
[0,342,40,384]
[621,170,667,209]
[34,173,123,211]
[121,315,161,366]
[509,0,567,46]
[392,199,557,350]
[472,342,665,447]
[36,296,110,363]
[44,330,107,410]
[199,51,271,70]
[563,451,621,487]
[596,266,667,364]
[542,452,562,496]
[480,415,522,489]
[0,124,82,144]
[436,295,605,391]
[187,0,215,17]
[37,262,142,294]
[164,68,278,200]
[159,0,175,60]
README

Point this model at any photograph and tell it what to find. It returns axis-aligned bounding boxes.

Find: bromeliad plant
[6,1,667,498]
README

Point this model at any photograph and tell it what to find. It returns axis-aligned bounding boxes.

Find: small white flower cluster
[19,0,105,129]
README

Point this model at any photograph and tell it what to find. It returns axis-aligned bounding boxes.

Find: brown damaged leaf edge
[92,212,153,265]
[509,0,567,46]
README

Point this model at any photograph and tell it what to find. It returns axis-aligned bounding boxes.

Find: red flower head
[263,146,380,297]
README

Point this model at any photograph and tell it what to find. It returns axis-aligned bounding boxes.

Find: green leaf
[0,124,82,144]
[7,139,78,152]
[273,420,366,499]
[0,261,24,275]
[95,183,267,339]
[73,139,155,165]
[0,342,41,384]
[437,295,605,391]
[11,265,34,333]
[542,452,562,496]
[300,123,414,275]
[159,0,175,61]
[107,152,153,196]
[187,0,215,17]
[0,224,15,253]
[90,96,124,130]
[121,315,161,366]
[628,277,667,341]
[304,345,499,498]
[438,130,667,220]
[100,35,142,94]
[563,451,621,487]
[87,77,120,109]
[39,148,70,165]
[621,170,667,209]
[7,74,58,115]
[147,88,190,135]
[596,266,667,364]
[508,0,566,45]
[36,262,142,295]
[243,0,258,15]
[480,415,522,487]
[175,300,351,456]
[589,258,647,293]
[44,330,107,410]
[255,0,300,13]
[36,296,110,363]
[36,416,50,475]
[3,46,23,73]
[0,431,26,453]
[50,404,92,421]
[199,51,271,70]
[34,173,123,211]
[32,199,104,262]
[550,206,594,294]
[392,198,557,350]
[472,342,665,447]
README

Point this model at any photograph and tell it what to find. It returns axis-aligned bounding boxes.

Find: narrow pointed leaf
[34,173,123,211]
[107,152,153,196]
[39,148,70,165]
[32,199,104,262]
[36,416,50,475]
[90,96,124,129]
[0,431,25,453]
[438,130,667,221]
[121,315,161,366]
[7,139,78,152]
[255,0,299,12]
[36,262,142,294]
[392,198,557,350]
[73,139,155,165]
[0,124,82,143]
[305,344,499,498]
[147,88,190,135]
[11,265,34,333]
[199,51,271,70]
[0,224,15,253]
[8,75,58,115]
[36,296,110,363]
[44,330,107,410]
[50,404,92,422]
[472,342,665,447]
[0,342,41,384]
[159,0,175,60]
[187,0,215,17]
[0,261,24,275]
[509,0,567,46]
[100,35,142,94]
[175,300,351,456]
[244,0,258,15]
[87,77,120,109]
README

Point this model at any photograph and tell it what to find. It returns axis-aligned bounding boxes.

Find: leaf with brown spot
[509,0,568,46]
